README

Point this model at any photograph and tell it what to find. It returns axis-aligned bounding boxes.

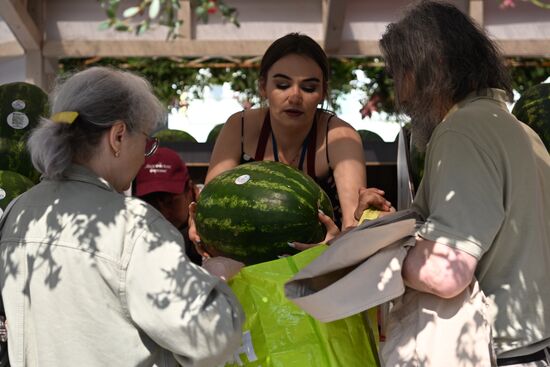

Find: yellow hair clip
[51,111,79,124]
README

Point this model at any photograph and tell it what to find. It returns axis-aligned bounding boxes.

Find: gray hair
[28,66,166,179]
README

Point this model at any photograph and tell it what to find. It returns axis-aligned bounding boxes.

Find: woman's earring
[114,151,120,158]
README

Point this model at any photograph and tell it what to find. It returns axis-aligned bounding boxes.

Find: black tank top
[239,109,342,228]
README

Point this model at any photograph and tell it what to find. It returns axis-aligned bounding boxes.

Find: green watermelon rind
[0,137,40,183]
[0,82,49,141]
[153,129,197,143]
[0,170,34,211]
[206,123,224,143]
[195,161,334,265]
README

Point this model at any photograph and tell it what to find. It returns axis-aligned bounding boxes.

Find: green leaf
[98,20,112,30]
[123,6,141,18]
[149,0,161,19]
[114,21,129,31]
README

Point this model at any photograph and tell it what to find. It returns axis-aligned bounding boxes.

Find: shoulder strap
[325,113,336,167]
[254,110,271,161]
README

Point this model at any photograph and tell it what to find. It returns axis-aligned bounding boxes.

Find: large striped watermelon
[0,82,49,141]
[195,161,334,265]
[0,170,34,214]
[512,83,550,151]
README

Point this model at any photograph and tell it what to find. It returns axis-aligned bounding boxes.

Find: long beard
[409,114,439,153]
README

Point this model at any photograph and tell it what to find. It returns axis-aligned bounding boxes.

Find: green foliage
[97,0,239,40]
[58,57,550,119]
[508,58,550,96]
[512,83,550,151]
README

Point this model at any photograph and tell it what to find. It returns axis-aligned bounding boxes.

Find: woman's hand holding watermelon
[291,186,395,251]
[290,210,341,251]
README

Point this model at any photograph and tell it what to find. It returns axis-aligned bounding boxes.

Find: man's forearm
[402,237,478,299]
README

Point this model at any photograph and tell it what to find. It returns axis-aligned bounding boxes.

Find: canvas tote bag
[285,209,496,367]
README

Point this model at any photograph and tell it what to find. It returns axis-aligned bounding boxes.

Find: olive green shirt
[412,89,550,356]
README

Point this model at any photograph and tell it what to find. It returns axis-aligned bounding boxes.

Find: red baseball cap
[135,147,190,197]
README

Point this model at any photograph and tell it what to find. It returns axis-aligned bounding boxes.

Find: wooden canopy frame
[1,0,550,89]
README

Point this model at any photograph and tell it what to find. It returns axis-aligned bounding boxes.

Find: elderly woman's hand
[202,256,244,282]
[353,187,395,222]
[187,202,205,256]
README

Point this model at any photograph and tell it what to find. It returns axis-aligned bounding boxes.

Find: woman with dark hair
[0,67,243,366]
[199,33,390,234]
[377,1,550,365]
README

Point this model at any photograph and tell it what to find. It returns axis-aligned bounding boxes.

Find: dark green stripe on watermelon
[195,161,334,265]
[0,137,40,183]
[512,83,550,152]
[0,82,49,141]
[0,170,34,211]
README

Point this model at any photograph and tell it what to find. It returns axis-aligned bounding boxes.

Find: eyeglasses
[142,131,159,157]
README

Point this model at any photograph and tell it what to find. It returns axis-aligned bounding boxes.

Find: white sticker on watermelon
[235,174,250,185]
[7,112,29,130]
[11,99,26,110]
[0,188,5,200]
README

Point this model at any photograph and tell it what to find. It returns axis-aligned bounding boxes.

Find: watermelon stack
[154,129,197,143]
[0,82,48,211]
[195,161,334,265]
[206,123,224,143]
[512,83,550,152]
[0,170,34,215]
[357,129,384,144]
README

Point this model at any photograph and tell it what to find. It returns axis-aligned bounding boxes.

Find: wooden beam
[43,39,274,58]
[41,38,550,59]
[496,39,550,57]
[0,0,41,51]
[178,0,192,39]
[0,41,24,57]
[322,0,346,53]
[469,0,484,27]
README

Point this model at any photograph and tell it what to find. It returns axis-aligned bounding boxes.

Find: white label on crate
[7,112,29,129]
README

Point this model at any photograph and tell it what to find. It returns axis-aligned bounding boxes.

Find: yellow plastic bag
[225,245,379,367]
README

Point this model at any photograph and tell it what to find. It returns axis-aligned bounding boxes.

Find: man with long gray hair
[379,1,550,365]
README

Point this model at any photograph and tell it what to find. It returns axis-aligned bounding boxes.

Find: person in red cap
[135,146,202,264]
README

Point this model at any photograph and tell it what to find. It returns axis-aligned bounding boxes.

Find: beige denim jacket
[0,165,243,367]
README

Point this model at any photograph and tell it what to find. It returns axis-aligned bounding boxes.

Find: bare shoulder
[320,112,360,140]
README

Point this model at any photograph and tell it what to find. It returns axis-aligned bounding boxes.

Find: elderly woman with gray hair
[0,67,243,367]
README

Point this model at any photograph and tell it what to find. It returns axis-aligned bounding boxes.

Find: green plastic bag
[225,245,380,367]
